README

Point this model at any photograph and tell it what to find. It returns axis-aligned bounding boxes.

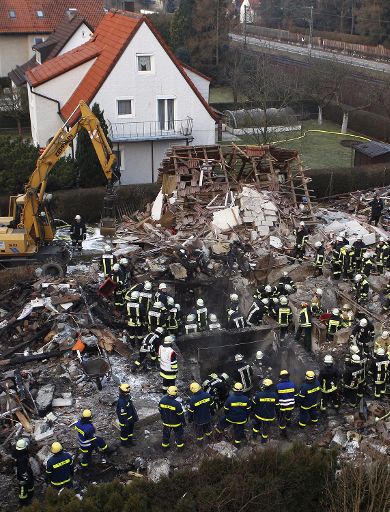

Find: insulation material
[211,206,242,231]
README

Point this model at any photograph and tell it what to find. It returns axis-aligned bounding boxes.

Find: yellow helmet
[279,369,289,377]
[119,383,130,393]
[306,370,315,380]
[233,382,243,391]
[190,382,201,393]
[262,378,273,387]
[167,386,178,396]
[82,409,92,419]
[51,442,63,454]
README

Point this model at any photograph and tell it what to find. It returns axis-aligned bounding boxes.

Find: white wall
[0,34,48,77]
[183,67,210,102]
[240,0,255,23]
[60,23,93,55]
[29,58,96,145]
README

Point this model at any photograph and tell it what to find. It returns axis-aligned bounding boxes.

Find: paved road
[230,33,390,74]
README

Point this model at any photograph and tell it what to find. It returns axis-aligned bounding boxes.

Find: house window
[117,98,134,117]
[137,55,152,72]
[158,98,175,131]
[9,10,16,18]
[34,37,44,45]
[36,10,45,18]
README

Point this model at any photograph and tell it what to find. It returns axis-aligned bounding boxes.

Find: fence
[246,25,390,60]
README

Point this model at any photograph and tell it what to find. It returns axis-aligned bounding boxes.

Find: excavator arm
[20,100,116,243]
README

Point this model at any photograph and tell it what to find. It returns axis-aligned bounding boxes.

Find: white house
[239,0,260,24]
[26,10,218,185]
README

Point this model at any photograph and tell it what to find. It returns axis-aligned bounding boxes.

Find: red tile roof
[0,0,105,34]
[26,11,218,123]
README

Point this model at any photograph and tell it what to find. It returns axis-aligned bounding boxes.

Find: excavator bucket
[100,191,117,237]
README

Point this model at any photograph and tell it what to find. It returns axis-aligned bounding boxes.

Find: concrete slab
[36,384,55,416]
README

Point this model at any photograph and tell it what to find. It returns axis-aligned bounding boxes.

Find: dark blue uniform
[159,394,185,449]
[188,390,214,442]
[252,388,278,442]
[298,378,321,427]
[218,391,251,446]
[116,393,138,445]
[45,451,73,489]
[276,378,296,431]
[74,418,108,467]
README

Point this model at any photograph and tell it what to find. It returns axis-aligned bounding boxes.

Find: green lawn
[209,86,247,104]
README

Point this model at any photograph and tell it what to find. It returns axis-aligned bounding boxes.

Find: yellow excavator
[0,100,117,277]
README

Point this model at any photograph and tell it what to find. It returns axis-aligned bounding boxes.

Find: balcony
[108,118,194,143]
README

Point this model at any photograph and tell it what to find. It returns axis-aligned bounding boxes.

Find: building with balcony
[25,10,217,184]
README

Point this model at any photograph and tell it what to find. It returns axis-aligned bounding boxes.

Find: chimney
[66,7,78,19]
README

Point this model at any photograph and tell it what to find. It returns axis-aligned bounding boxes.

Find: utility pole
[308,6,313,58]
[244,4,247,48]
[216,0,220,65]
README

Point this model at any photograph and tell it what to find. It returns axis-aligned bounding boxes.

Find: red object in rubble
[98,277,117,297]
[320,312,332,325]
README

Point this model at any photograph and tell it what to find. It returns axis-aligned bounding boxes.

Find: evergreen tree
[75,103,112,188]
[170,0,195,50]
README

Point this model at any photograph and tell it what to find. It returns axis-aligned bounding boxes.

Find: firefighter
[119,258,131,286]
[310,288,323,317]
[318,355,340,411]
[202,373,230,410]
[293,221,309,261]
[253,285,265,301]
[155,283,169,307]
[374,331,390,357]
[382,281,390,312]
[159,386,185,450]
[353,235,366,271]
[350,318,374,357]
[233,353,254,392]
[126,290,146,346]
[252,379,278,444]
[246,298,266,326]
[270,297,280,319]
[297,371,320,428]
[187,382,214,444]
[369,192,384,226]
[284,284,294,296]
[314,241,325,276]
[340,303,354,328]
[148,301,168,331]
[70,214,86,251]
[45,442,74,489]
[227,293,240,313]
[278,271,296,292]
[208,313,221,330]
[375,237,389,274]
[133,327,164,370]
[139,281,153,312]
[116,384,138,446]
[354,274,369,304]
[252,350,272,382]
[295,302,312,352]
[343,245,356,280]
[167,301,181,335]
[13,439,34,505]
[158,335,178,391]
[228,309,246,329]
[110,263,126,310]
[184,313,198,334]
[331,240,342,280]
[342,355,362,407]
[102,245,116,277]
[278,296,292,339]
[361,253,374,277]
[276,370,296,437]
[74,409,109,468]
[327,308,341,342]
[217,382,251,448]
[371,348,388,399]
[195,298,208,331]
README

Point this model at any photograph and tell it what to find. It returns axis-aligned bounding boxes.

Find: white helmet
[376,347,386,356]
[336,236,343,242]
[187,313,196,322]
[16,439,28,451]
[164,335,175,344]
[272,297,279,304]
[265,285,272,293]
[104,244,112,252]
[363,253,370,259]
[167,296,175,306]
[332,308,339,315]
[324,354,333,364]
[175,303,181,311]
[155,327,165,334]
[153,301,163,309]
[261,298,269,305]
[359,318,368,327]
[342,304,351,310]
[314,241,322,248]
[75,214,81,221]
[316,288,323,296]
[235,353,244,362]
[256,350,263,360]
[381,331,389,339]
[283,271,288,277]
[350,345,359,355]
[285,284,292,292]
[355,274,362,282]
[130,291,140,300]
[357,235,363,241]
[280,296,288,305]
[299,221,305,226]
[351,354,361,362]
[209,313,217,323]
[230,293,239,301]
[144,281,152,291]
[112,263,120,272]
[159,283,167,290]
[379,237,385,242]
[221,373,229,381]
[120,258,128,266]
[196,298,204,307]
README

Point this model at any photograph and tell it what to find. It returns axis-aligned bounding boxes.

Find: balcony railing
[108,117,193,142]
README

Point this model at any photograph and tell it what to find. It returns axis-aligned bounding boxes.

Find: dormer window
[36,10,45,18]
[9,10,16,18]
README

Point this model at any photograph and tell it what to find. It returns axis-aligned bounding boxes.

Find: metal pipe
[29,85,61,116]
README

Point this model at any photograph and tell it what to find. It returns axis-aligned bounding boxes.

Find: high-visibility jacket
[154,291,168,307]
[209,322,221,331]
[353,240,365,260]
[228,311,246,329]
[327,314,341,334]
[343,363,362,390]
[376,243,389,266]
[315,246,325,267]
[318,365,339,393]
[188,390,213,425]
[293,228,308,248]
[159,344,178,379]
[252,388,278,421]
[371,356,388,384]
[127,301,145,327]
[340,311,353,328]
[102,253,116,276]
[355,278,369,299]
[247,300,265,326]
[139,331,161,354]
[223,391,251,424]
[74,419,97,450]
[298,379,320,409]
[276,379,296,411]
[148,306,167,330]
[362,259,374,276]
[278,276,296,291]
[168,307,180,330]
[116,394,138,426]
[46,451,73,487]
[310,297,322,317]
[196,306,208,328]
[185,323,198,334]
[298,308,312,327]
[159,395,185,427]
[278,306,292,326]
[233,361,253,392]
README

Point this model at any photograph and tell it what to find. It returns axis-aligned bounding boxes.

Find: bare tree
[224,46,244,107]
[0,87,28,135]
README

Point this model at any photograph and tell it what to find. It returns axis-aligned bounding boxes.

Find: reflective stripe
[52,459,71,469]
[163,422,182,427]
[255,415,275,421]
[160,404,177,411]
[278,388,295,394]
[226,418,247,425]
[51,478,71,486]
[230,402,249,407]
[194,398,211,407]
[307,386,320,394]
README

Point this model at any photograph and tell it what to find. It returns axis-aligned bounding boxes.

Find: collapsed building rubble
[0,142,389,509]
